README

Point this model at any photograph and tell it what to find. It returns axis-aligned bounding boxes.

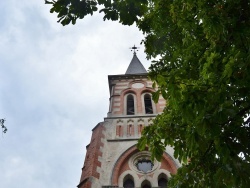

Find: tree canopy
[46,0,250,187]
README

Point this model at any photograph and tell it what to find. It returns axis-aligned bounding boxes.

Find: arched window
[127,124,134,136]
[135,159,154,173]
[123,175,134,188]
[144,94,153,114]
[116,125,123,137]
[127,94,135,115]
[138,124,144,135]
[141,180,151,188]
[158,173,168,188]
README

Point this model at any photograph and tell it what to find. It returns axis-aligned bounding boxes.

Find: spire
[125,45,147,74]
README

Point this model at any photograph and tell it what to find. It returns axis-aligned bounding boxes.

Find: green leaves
[101,0,149,25]
[151,90,160,103]
[46,0,250,186]
[45,0,99,26]
[45,0,148,26]
[138,0,250,186]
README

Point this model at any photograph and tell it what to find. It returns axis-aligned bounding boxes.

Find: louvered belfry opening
[144,94,153,114]
[127,94,135,115]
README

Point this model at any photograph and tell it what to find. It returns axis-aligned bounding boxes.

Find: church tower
[77,49,180,188]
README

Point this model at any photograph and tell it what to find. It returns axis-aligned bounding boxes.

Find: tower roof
[125,53,147,74]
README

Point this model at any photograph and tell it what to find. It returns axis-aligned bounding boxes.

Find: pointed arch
[140,90,157,114]
[122,91,137,115]
[111,145,138,185]
[141,180,152,188]
[158,173,168,188]
[123,174,135,188]
[116,125,123,137]
[111,145,178,186]
[127,94,135,115]
[144,94,153,114]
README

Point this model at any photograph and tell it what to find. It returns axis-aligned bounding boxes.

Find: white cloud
[0,1,151,188]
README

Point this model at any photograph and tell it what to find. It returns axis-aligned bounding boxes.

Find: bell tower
[77,48,180,188]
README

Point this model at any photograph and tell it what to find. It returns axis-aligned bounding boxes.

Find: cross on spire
[125,45,147,74]
[130,45,139,55]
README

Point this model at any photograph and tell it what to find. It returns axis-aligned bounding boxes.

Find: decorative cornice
[104,114,157,120]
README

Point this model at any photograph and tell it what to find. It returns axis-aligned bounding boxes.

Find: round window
[135,159,154,173]
[129,151,159,174]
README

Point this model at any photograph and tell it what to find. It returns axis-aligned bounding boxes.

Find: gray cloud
[0,1,150,188]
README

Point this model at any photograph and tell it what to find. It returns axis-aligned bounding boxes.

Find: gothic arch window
[127,94,135,115]
[123,174,135,188]
[158,173,168,188]
[144,94,153,114]
[135,158,154,173]
[141,180,151,188]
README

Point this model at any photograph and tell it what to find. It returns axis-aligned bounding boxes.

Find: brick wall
[111,146,138,185]
[109,77,166,116]
[78,122,105,188]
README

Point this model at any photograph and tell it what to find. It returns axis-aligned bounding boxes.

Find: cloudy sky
[0,1,150,188]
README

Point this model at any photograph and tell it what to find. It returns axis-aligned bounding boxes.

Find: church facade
[77,52,180,188]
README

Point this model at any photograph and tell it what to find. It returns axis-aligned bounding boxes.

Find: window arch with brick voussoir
[124,92,137,115]
[112,145,178,187]
[123,174,135,188]
[141,91,156,115]
[158,173,168,188]
[144,94,153,114]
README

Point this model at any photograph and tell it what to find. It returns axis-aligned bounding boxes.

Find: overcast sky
[0,1,150,188]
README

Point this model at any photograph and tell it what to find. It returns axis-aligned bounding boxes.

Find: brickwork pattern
[113,118,153,139]
[78,123,105,188]
[111,146,138,185]
[77,178,91,188]
[108,76,166,116]
[78,72,179,187]
[111,146,178,186]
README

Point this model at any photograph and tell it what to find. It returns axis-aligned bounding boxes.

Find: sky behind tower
[0,1,150,187]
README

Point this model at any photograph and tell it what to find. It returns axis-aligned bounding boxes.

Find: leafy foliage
[1,119,7,134]
[45,0,148,25]
[46,0,250,187]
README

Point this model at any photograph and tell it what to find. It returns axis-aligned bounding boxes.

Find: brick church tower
[77,49,180,188]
